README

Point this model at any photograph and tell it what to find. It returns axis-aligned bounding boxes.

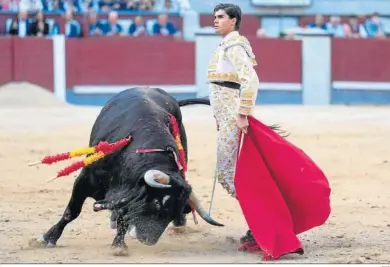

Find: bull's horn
[144,170,172,188]
[189,192,224,227]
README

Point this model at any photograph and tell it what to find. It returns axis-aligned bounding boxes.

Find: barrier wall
[331,38,390,104]
[332,38,390,82]
[0,36,389,105]
[0,37,54,90]
[66,37,195,88]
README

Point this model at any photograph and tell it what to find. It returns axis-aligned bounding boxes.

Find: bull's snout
[137,237,155,246]
[128,225,158,246]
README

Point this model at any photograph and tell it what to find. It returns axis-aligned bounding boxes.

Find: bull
[28,87,223,255]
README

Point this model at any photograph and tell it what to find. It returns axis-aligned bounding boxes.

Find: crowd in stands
[0,0,387,40]
[259,13,387,39]
[0,0,179,13]
[0,0,180,37]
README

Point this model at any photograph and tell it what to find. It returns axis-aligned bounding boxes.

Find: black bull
[29,87,224,254]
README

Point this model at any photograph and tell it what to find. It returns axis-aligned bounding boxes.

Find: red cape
[234,116,331,260]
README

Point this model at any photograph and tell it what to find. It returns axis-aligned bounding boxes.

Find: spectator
[8,9,33,37]
[307,14,327,30]
[1,0,20,11]
[83,0,100,12]
[326,16,345,37]
[19,0,43,11]
[47,0,64,12]
[126,0,139,10]
[87,10,105,36]
[129,15,147,36]
[30,10,49,36]
[256,28,267,38]
[344,16,367,38]
[152,13,177,36]
[62,0,79,12]
[104,10,123,36]
[155,0,179,12]
[64,10,82,37]
[99,0,112,12]
[139,0,154,11]
[365,12,386,38]
[283,28,298,40]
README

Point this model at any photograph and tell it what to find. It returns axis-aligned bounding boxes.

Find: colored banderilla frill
[168,114,198,223]
[28,137,132,183]
[169,114,187,173]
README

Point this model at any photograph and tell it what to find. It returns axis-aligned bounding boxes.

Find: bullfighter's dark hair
[213,3,242,31]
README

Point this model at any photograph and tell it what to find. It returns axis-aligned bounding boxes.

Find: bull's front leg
[28,169,100,248]
[111,215,129,256]
[110,211,118,229]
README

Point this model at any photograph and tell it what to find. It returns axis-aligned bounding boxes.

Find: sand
[0,83,390,263]
[0,82,70,108]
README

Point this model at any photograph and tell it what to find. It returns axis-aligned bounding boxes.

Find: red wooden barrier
[332,38,390,82]
[65,37,302,88]
[3,36,390,93]
[0,37,13,85]
[65,37,195,88]
[13,37,54,91]
[250,38,302,83]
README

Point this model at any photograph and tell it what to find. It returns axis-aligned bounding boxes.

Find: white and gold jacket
[207,31,259,116]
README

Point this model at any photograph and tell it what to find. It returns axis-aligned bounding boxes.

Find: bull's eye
[154,199,161,210]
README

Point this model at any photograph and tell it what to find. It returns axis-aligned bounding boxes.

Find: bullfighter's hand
[236,114,249,134]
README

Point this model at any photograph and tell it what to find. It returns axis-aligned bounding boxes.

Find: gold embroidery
[221,35,258,66]
[240,99,254,105]
[226,44,259,116]
[238,106,252,115]
[207,72,240,83]
[241,91,254,98]
[207,31,259,116]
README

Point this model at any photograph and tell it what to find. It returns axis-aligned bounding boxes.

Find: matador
[207,16,259,199]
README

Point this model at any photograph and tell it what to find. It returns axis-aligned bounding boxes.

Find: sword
[208,168,218,215]
[208,132,244,215]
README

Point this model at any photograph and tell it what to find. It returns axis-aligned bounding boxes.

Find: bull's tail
[178,97,210,107]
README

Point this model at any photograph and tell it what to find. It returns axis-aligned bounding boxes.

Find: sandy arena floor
[0,83,389,263]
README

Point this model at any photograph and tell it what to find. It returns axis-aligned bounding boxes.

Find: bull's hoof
[111,246,129,256]
[28,236,56,248]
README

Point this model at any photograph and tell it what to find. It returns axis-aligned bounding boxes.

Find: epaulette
[220,35,257,66]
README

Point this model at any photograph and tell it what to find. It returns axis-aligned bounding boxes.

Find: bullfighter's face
[214,9,236,37]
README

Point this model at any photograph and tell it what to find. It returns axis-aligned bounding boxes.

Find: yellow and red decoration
[169,114,187,173]
[29,137,132,182]
[29,113,197,223]
[168,114,198,223]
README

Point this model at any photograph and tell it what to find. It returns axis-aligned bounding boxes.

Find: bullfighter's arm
[226,45,259,116]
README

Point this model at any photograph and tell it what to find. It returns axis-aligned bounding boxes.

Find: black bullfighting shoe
[240,229,255,244]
